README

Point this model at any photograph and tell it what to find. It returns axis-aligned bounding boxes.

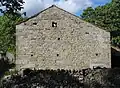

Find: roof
[112,46,120,52]
[17,5,84,25]
[16,5,109,33]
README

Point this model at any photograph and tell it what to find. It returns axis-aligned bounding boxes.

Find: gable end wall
[16,6,111,70]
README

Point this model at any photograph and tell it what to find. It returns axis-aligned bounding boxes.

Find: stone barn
[16,5,111,70]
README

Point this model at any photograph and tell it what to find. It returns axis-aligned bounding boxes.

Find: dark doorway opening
[111,47,120,68]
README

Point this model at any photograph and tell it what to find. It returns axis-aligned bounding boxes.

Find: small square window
[85,32,89,34]
[58,38,60,40]
[52,22,57,27]
[33,22,37,25]
[57,54,59,57]
[96,53,99,56]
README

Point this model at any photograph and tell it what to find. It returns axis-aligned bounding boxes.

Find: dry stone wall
[16,5,111,70]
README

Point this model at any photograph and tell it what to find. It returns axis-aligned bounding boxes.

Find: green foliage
[81,0,120,47]
[0,0,24,15]
[4,69,18,76]
[112,36,120,47]
[0,0,25,54]
[0,14,24,54]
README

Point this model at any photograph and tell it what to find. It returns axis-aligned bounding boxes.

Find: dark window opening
[58,38,60,40]
[31,54,33,57]
[96,53,98,56]
[24,23,26,25]
[85,32,89,34]
[57,54,59,57]
[52,22,57,27]
[33,22,37,25]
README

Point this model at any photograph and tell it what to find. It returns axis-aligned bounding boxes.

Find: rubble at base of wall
[1,68,120,88]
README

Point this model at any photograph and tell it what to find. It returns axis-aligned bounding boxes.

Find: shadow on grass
[84,68,120,88]
[1,68,84,88]
[0,58,15,79]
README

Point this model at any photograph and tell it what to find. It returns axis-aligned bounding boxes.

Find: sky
[0,0,111,17]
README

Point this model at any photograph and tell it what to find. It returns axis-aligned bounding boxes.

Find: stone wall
[16,5,111,70]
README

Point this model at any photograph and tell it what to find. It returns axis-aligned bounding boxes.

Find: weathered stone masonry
[16,5,111,70]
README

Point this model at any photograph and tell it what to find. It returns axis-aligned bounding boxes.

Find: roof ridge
[16,5,57,25]
[16,5,110,33]
[16,5,84,25]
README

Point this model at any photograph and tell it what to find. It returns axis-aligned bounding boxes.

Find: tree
[0,14,24,54]
[0,0,24,15]
[81,0,120,47]
[0,0,25,54]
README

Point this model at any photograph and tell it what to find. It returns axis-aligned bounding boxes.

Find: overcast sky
[0,0,111,17]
